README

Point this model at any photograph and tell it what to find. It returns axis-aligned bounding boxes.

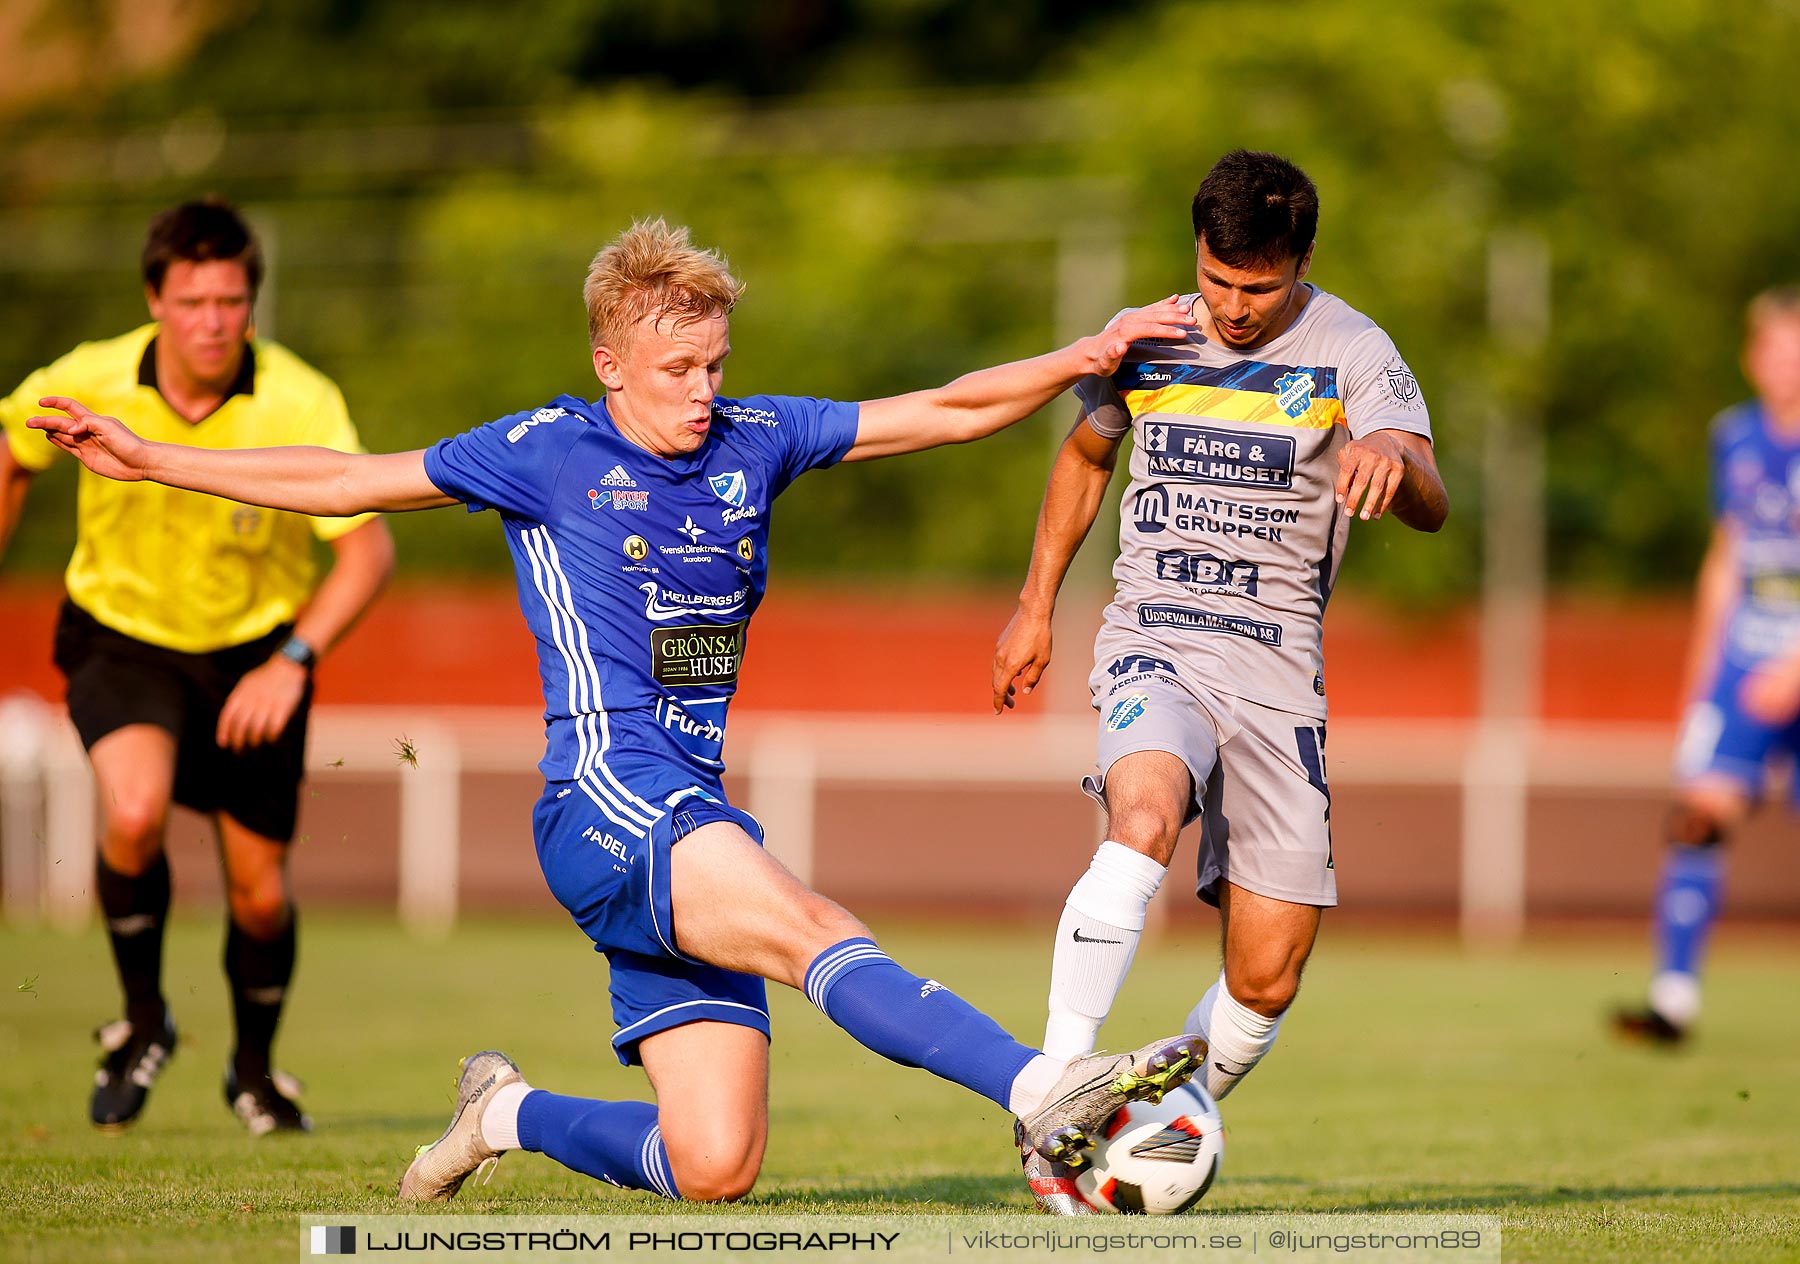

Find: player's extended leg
[1185,881,1320,1100]
[669,821,1202,1161]
[217,813,309,1132]
[86,724,180,1129]
[400,1023,769,1204]
[1042,750,1190,1060]
[1614,782,1745,1044]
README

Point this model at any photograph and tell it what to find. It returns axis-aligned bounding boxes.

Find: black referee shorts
[53,600,313,843]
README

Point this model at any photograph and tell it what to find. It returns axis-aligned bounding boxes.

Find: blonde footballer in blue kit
[33,218,1209,1207]
[994,151,1450,1214]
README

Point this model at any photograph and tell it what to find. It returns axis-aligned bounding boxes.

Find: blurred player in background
[29,218,1205,1205]
[0,198,394,1133]
[993,150,1448,1213]
[1614,286,1800,1046]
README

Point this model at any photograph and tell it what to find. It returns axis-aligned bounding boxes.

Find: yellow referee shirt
[1,324,375,654]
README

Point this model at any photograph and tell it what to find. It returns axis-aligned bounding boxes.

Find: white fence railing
[0,695,1675,940]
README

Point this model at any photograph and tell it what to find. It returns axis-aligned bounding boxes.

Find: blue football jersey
[1711,400,1800,668]
[423,392,859,795]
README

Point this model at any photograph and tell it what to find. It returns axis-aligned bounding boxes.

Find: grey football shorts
[1083,668,1337,908]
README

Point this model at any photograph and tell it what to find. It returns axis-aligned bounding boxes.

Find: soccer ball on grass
[1074,1082,1224,1214]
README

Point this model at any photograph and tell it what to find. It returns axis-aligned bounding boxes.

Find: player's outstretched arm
[992,414,1124,714]
[844,297,1194,463]
[1334,428,1449,530]
[29,397,456,515]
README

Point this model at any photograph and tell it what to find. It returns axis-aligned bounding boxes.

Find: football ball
[1075,1083,1224,1215]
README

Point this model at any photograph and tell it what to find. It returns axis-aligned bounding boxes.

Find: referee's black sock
[95,854,171,1034]
[225,911,296,1085]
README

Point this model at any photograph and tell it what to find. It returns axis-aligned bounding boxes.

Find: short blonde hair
[584,218,745,352]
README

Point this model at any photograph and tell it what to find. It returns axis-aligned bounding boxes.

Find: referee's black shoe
[90,1014,178,1130]
[226,1065,313,1136]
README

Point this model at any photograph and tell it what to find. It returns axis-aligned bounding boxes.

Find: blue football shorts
[1674,658,1800,804]
[532,773,770,1066]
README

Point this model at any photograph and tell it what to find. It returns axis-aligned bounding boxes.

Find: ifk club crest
[709,470,747,508]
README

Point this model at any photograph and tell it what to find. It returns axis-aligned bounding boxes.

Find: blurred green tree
[4,0,1799,605]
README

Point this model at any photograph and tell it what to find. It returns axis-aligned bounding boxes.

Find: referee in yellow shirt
[0,199,394,1134]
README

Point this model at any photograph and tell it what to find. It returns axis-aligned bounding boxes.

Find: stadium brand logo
[1274,370,1316,419]
[506,406,567,443]
[639,581,748,622]
[1133,485,1170,534]
[1137,369,1173,384]
[651,620,746,686]
[600,464,637,487]
[1383,360,1421,407]
[709,470,748,508]
[309,1225,356,1255]
[1106,694,1150,731]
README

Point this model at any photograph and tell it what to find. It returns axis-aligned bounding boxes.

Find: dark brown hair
[1191,150,1319,269]
[141,197,263,296]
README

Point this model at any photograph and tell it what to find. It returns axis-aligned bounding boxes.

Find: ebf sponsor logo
[1155,549,1261,595]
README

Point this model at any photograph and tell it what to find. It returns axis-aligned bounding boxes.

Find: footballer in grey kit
[1087,286,1432,725]
[994,151,1448,1215]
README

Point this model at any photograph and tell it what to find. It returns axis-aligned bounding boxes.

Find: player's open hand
[1081,296,1197,377]
[993,605,1054,714]
[28,398,153,483]
[1335,430,1408,521]
[217,656,308,752]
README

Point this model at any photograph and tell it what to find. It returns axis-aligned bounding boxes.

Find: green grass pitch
[3,913,1797,1262]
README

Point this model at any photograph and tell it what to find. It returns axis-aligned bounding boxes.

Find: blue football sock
[803,937,1038,1109]
[517,1092,679,1199]
[1653,844,1723,978]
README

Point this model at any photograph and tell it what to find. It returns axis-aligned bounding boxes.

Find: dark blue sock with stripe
[517,1093,679,1199]
[1653,843,1723,977]
[803,937,1038,1109]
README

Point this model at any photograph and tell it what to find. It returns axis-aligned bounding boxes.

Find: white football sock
[1006,1054,1065,1118]
[1649,970,1701,1027]
[479,1079,535,1151]
[1186,972,1282,1100]
[1042,840,1169,1060]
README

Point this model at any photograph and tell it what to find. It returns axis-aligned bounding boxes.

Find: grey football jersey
[1076,286,1432,719]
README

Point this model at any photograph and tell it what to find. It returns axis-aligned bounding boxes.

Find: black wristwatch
[277,635,318,672]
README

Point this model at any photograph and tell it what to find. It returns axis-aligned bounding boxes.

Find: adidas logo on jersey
[600,465,638,487]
